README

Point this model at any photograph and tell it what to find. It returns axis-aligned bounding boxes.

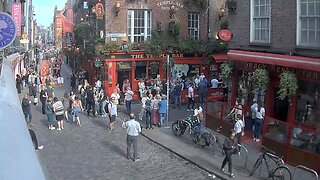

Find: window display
[148,61,160,79]
[134,61,147,80]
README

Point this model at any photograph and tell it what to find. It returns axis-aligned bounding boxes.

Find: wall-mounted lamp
[218,7,226,20]
[115,1,121,16]
[169,5,176,19]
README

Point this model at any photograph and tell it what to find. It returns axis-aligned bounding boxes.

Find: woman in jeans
[158,95,167,127]
[253,103,265,142]
[72,96,84,127]
[45,98,55,130]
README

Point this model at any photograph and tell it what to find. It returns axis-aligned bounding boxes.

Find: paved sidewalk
[132,105,315,180]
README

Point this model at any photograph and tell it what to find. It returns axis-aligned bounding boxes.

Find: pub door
[273,88,289,122]
[117,70,131,90]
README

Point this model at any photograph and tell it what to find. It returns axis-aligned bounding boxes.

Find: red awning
[211,54,228,63]
[228,50,320,72]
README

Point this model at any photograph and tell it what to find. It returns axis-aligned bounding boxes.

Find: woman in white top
[253,104,265,142]
[187,83,195,111]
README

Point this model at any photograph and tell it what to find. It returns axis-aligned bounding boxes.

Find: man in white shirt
[108,97,117,131]
[211,77,219,88]
[234,114,245,148]
[123,113,141,162]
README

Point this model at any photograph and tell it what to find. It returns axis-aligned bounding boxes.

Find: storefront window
[236,70,265,106]
[172,64,200,80]
[134,61,147,80]
[295,80,320,129]
[148,61,160,79]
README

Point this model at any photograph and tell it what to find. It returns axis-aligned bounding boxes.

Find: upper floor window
[188,12,199,39]
[250,0,271,43]
[297,0,320,48]
[127,10,151,43]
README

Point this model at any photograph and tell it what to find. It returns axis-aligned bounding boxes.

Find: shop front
[100,51,226,101]
[226,50,320,172]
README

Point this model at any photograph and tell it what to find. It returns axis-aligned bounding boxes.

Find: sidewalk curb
[141,132,227,180]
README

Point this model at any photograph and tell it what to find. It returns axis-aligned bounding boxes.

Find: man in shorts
[108,97,117,131]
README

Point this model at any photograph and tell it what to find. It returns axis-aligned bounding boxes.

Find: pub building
[97,51,227,102]
[206,49,320,172]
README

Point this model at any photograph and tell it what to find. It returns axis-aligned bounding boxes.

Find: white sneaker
[61,126,64,130]
[37,145,44,150]
[51,126,55,130]
[253,138,256,141]
[57,128,61,131]
[256,139,260,142]
[187,109,190,111]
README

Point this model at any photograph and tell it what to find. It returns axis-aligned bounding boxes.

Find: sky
[33,0,66,27]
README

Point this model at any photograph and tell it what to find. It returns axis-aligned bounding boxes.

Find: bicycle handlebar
[260,145,276,155]
[265,152,284,165]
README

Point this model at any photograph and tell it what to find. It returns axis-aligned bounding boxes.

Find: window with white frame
[297,0,320,47]
[250,0,271,43]
[127,10,151,43]
[188,12,199,39]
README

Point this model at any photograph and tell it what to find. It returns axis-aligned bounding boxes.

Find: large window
[148,61,160,79]
[188,12,199,39]
[295,80,320,128]
[127,10,151,43]
[250,0,271,43]
[297,0,320,47]
[134,61,147,80]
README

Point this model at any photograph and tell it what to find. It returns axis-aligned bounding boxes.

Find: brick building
[206,0,320,171]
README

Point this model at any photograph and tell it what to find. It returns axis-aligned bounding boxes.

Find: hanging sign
[0,12,17,49]
[218,29,232,41]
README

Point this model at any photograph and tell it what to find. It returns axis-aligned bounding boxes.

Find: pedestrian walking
[46,85,55,99]
[158,95,167,127]
[16,74,22,94]
[45,98,55,130]
[86,86,96,118]
[145,94,153,129]
[198,80,208,106]
[234,113,245,150]
[253,103,265,142]
[62,92,70,121]
[174,81,182,108]
[108,97,118,131]
[28,129,44,150]
[52,97,65,130]
[187,84,195,111]
[72,96,84,127]
[152,94,160,126]
[39,85,47,115]
[221,129,238,178]
[250,99,258,132]
[124,87,134,114]
[122,113,141,162]
[138,93,147,121]
[22,94,33,126]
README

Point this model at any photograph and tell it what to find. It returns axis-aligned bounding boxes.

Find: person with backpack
[145,94,153,129]
[52,97,65,130]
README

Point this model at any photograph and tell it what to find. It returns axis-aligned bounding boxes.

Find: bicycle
[199,126,224,155]
[172,115,198,137]
[250,146,292,180]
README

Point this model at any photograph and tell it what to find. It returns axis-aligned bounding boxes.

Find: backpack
[145,99,152,111]
[104,100,110,114]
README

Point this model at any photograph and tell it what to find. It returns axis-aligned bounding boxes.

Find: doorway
[117,70,131,90]
[273,88,289,122]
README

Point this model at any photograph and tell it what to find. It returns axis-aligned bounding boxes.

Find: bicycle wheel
[272,165,292,180]
[172,122,181,136]
[199,133,209,147]
[250,158,263,176]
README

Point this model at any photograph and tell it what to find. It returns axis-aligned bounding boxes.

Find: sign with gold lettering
[157,1,184,10]
[130,53,184,59]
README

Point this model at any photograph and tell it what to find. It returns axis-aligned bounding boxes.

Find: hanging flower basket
[221,62,232,81]
[278,71,298,100]
[252,69,269,92]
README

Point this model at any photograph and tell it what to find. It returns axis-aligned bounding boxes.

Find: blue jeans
[254,119,263,139]
[126,100,132,114]
[101,100,108,117]
[199,93,206,105]
[159,113,166,126]
[146,110,153,128]
[24,110,32,124]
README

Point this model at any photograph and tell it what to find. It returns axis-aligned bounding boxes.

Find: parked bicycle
[250,146,292,180]
[172,116,224,154]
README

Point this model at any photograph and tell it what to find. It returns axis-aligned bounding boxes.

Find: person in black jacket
[16,74,22,94]
[21,94,33,126]
[39,85,47,114]
[86,86,96,117]
[221,129,238,178]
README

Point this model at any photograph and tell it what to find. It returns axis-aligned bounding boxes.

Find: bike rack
[237,144,248,169]
[293,165,318,180]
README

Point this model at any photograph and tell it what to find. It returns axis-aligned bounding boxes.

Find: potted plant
[221,62,232,81]
[169,19,181,37]
[278,71,298,100]
[252,69,269,92]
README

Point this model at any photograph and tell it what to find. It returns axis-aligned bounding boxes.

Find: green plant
[162,57,175,69]
[183,0,208,10]
[252,69,269,92]
[169,20,181,37]
[207,38,228,54]
[101,42,121,56]
[221,62,232,81]
[178,39,205,54]
[278,71,298,100]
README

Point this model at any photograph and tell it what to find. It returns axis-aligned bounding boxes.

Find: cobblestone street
[29,65,217,180]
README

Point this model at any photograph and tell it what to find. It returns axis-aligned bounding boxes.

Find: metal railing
[293,165,318,180]
[237,144,249,169]
[0,57,46,180]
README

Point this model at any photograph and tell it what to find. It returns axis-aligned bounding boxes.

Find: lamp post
[165,54,170,128]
